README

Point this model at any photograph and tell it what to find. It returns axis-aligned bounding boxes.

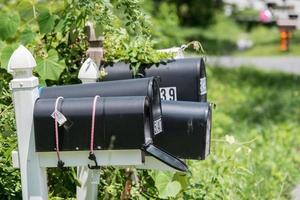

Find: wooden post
[85,22,104,66]
[77,58,100,200]
[8,45,48,199]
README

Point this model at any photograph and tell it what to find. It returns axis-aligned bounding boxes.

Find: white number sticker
[160,87,177,101]
[154,118,163,135]
[200,78,207,95]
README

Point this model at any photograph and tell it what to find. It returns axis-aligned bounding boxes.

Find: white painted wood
[38,150,143,167]
[77,58,100,200]
[136,156,178,172]
[8,45,36,71]
[13,150,174,171]
[29,197,43,200]
[78,58,99,83]
[8,45,48,200]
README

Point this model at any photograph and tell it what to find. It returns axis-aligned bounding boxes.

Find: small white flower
[225,135,235,145]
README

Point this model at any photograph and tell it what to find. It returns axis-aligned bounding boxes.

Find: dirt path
[207,56,300,74]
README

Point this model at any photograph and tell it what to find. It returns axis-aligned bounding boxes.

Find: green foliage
[0,11,20,40]
[20,27,36,44]
[202,67,300,199]
[0,66,20,199]
[153,0,218,27]
[35,50,66,82]
[150,2,184,48]
[0,0,171,82]
[37,9,55,34]
[47,167,79,198]
[0,134,21,199]
[0,44,19,69]
[150,171,181,199]
[103,29,170,75]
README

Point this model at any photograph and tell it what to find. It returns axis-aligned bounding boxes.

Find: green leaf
[173,172,190,190]
[36,49,65,80]
[37,9,55,34]
[0,12,20,40]
[16,0,34,21]
[151,171,181,199]
[161,181,181,199]
[0,40,6,51]
[20,27,36,44]
[0,44,18,70]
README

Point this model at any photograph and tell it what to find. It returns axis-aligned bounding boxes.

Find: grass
[181,13,300,56]
[186,66,300,199]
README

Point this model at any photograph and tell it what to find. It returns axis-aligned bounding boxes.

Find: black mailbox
[34,96,188,171]
[102,57,207,102]
[155,101,212,160]
[39,77,163,135]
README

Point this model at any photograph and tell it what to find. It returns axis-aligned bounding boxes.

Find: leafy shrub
[0,129,21,199]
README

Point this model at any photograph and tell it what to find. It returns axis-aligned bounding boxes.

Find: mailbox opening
[154,101,212,160]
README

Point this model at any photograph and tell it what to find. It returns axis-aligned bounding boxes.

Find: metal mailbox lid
[155,100,212,160]
[102,57,207,102]
[34,96,150,152]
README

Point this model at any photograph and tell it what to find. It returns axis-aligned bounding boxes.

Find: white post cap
[8,45,36,72]
[78,58,99,83]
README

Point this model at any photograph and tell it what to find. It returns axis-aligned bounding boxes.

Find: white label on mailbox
[160,87,177,101]
[205,112,211,156]
[154,118,163,135]
[200,78,207,95]
[51,111,67,126]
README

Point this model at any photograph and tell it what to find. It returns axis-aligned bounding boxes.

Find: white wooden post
[8,45,48,200]
[77,58,99,200]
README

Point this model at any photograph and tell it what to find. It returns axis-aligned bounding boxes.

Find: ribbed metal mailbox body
[102,57,207,102]
[101,58,212,160]
[39,78,162,135]
[156,101,212,160]
[34,96,188,171]
[34,96,151,152]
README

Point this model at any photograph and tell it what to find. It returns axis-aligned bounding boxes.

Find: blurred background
[0,0,300,199]
[145,0,300,55]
